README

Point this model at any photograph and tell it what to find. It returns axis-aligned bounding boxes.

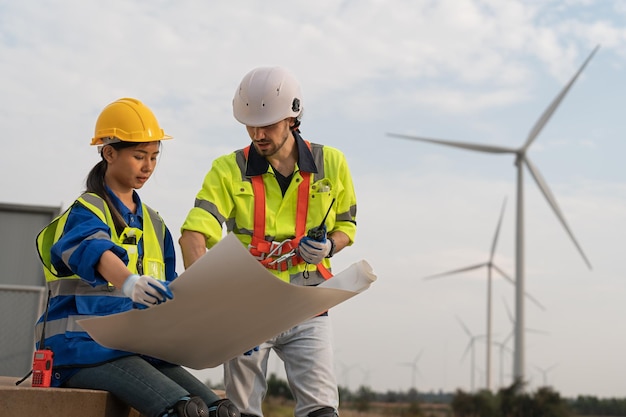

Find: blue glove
[298,236,332,265]
[244,346,259,356]
[149,279,173,301]
[122,274,173,308]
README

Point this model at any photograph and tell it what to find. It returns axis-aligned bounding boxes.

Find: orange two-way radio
[31,290,53,387]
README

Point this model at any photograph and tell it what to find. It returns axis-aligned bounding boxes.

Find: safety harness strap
[244,143,332,279]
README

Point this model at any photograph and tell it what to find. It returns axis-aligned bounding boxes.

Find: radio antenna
[38,289,51,348]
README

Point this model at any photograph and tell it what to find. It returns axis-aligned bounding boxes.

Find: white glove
[122,274,173,308]
[298,237,332,265]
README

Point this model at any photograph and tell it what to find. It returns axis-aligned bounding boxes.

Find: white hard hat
[233,66,303,127]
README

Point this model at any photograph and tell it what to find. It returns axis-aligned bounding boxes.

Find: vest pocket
[309,179,335,228]
[144,258,165,280]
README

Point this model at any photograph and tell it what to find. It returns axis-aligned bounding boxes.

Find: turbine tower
[389,46,597,383]
[423,197,545,391]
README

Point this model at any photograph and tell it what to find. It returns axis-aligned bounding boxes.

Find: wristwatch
[326,237,336,258]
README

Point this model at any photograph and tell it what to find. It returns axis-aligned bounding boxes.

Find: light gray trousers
[224,315,338,417]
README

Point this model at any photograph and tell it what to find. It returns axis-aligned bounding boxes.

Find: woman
[34,98,239,417]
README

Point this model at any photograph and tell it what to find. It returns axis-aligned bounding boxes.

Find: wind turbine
[501,297,549,352]
[336,360,358,390]
[492,338,513,389]
[457,316,484,392]
[423,197,545,391]
[398,349,423,390]
[534,363,558,387]
[389,46,597,383]
[357,365,371,388]
[499,295,550,388]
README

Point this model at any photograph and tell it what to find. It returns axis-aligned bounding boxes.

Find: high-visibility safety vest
[34,192,167,371]
[37,192,166,286]
[244,143,333,279]
[181,138,358,284]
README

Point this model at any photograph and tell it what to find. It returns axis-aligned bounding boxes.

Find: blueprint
[78,233,376,369]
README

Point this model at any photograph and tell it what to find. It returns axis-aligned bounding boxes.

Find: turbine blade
[474,334,487,342]
[502,296,514,322]
[523,45,600,150]
[527,327,550,336]
[455,315,472,337]
[524,158,592,269]
[495,264,547,311]
[388,133,517,154]
[423,263,488,280]
[502,331,513,346]
[460,340,473,364]
[489,197,508,261]
[525,157,566,218]
[523,291,547,311]
[493,340,513,353]
[492,264,514,282]
[526,292,547,311]
[415,349,424,364]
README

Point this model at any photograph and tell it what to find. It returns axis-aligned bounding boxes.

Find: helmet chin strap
[101,136,121,145]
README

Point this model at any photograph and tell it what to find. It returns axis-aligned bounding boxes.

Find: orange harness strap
[244,144,332,279]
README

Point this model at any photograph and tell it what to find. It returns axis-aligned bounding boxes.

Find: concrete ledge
[0,376,143,417]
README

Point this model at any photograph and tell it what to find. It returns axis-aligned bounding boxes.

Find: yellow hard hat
[91,97,172,145]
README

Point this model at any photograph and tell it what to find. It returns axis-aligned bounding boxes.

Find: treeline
[261,374,626,416]
[571,395,626,416]
[450,381,569,417]
[448,381,626,417]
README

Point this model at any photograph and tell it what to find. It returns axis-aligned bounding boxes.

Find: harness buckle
[269,250,297,267]
[266,239,293,258]
[251,238,302,271]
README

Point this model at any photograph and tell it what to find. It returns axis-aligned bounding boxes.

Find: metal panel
[0,285,46,377]
[0,203,61,287]
[0,203,61,378]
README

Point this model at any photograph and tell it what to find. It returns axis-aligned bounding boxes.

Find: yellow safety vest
[37,193,166,290]
[181,141,357,283]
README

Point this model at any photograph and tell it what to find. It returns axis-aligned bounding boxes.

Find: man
[179,66,357,417]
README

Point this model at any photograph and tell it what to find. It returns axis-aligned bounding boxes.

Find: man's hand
[122,274,173,308]
[298,237,332,265]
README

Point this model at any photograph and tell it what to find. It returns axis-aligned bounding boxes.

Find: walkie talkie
[307,198,336,241]
[32,290,53,387]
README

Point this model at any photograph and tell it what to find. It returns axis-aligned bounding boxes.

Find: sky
[1,0,625,399]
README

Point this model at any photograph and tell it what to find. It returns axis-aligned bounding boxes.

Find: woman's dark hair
[85,141,142,235]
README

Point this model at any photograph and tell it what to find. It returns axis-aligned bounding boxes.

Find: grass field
[262,397,452,417]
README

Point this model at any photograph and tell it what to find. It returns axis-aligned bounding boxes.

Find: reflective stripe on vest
[243,144,332,280]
